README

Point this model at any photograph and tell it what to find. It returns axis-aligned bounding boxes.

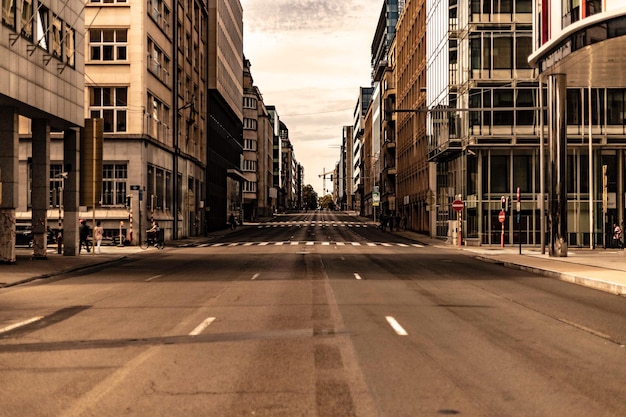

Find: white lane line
[258,242,270,246]
[0,316,44,334]
[397,243,409,247]
[385,316,408,336]
[336,242,345,246]
[275,242,284,246]
[243,242,254,246]
[351,242,361,246]
[212,243,226,247]
[197,243,210,247]
[145,274,162,282]
[306,241,315,245]
[367,242,377,247]
[354,273,362,280]
[381,243,392,247]
[411,244,424,248]
[322,242,330,246]
[189,317,216,336]
[251,273,260,280]
[290,241,299,246]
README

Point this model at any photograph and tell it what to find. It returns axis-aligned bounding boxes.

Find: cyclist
[147,221,160,246]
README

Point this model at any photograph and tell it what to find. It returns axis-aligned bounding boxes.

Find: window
[36,4,49,50]
[243,118,257,130]
[90,0,128,3]
[149,0,170,34]
[49,164,64,208]
[148,38,169,82]
[493,36,512,70]
[2,0,16,29]
[64,25,75,67]
[607,89,626,125]
[242,159,257,172]
[50,14,62,58]
[515,36,532,69]
[243,181,257,193]
[490,155,510,193]
[244,139,257,151]
[243,97,257,109]
[89,87,128,132]
[516,0,532,13]
[90,28,128,61]
[102,163,127,206]
[148,93,169,140]
[20,0,33,40]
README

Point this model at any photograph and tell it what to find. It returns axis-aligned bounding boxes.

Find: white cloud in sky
[241,0,382,196]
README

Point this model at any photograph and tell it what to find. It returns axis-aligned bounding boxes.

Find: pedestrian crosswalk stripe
[189,241,425,248]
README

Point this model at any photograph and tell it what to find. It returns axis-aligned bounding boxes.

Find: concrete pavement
[1,220,626,297]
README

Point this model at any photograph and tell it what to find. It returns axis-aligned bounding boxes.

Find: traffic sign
[130,185,141,190]
[452,200,464,212]
[498,210,506,223]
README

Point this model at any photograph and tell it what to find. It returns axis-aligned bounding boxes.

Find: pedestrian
[229,213,236,230]
[401,215,407,231]
[94,221,104,254]
[388,213,394,232]
[613,223,623,248]
[79,219,91,253]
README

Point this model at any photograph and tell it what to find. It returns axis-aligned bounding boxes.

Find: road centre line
[251,273,260,280]
[385,316,408,336]
[0,316,44,334]
[189,317,216,336]
[354,273,362,280]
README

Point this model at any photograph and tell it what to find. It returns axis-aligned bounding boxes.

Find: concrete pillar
[0,108,19,263]
[63,128,80,256]
[32,119,50,258]
[548,74,568,257]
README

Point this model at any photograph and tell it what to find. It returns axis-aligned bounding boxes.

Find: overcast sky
[240,0,382,197]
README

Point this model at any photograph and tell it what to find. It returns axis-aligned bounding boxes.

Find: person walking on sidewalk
[94,221,104,254]
[613,223,623,248]
[79,219,91,254]
[229,213,236,230]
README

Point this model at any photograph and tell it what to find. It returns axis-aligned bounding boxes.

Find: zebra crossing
[191,241,425,248]
[258,221,370,228]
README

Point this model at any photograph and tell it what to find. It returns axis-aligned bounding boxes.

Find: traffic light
[501,196,506,210]
[125,195,132,209]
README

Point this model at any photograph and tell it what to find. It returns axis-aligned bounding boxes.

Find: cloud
[243,0,359,33]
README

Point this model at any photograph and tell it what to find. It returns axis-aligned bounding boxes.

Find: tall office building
[206,0,244,230]
[426,0,538,245]
[530,0,626,253]
[1,0,84,260]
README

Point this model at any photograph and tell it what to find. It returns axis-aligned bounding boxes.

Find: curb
[474,255,626,296]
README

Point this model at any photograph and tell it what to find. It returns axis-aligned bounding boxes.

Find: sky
[240,0,383,197]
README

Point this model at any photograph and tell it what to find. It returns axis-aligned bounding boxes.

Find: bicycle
[140,230,164,250]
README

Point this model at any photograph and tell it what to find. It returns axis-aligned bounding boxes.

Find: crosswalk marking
[194,241,426,249]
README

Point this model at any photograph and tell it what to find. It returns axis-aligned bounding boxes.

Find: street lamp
[55,172,68,254]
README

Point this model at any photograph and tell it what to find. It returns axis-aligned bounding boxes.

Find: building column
[63,128,80,256]
[0,108,19,263]
[32,119,50,258]
[548,74,568,257]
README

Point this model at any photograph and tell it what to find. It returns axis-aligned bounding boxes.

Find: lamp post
[54,172,68,254]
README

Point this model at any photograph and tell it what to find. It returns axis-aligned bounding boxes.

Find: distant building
[242,58,274,220]
[207,0,245,230]
[353,87,373,215]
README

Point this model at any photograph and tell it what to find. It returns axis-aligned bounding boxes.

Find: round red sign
[452,200,464,212]
[498,210,506,223]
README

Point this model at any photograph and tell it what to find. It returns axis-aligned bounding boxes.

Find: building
[396,0,428,234]
[426,0,538,245]
[80,0,210,243]
[207,0,245,230]
[529,0,626,254]
[0,0,84,261]
[353,87,373,216]
[242,58,273,220]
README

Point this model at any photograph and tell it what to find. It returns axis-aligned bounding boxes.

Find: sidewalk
[393,228,626,296]
[2,220,626,297]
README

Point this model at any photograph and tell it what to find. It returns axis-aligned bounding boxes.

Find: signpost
[499,209,506,248]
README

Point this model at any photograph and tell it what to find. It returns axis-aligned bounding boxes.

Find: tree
[302,184,318,209]
[318,194,334,210]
